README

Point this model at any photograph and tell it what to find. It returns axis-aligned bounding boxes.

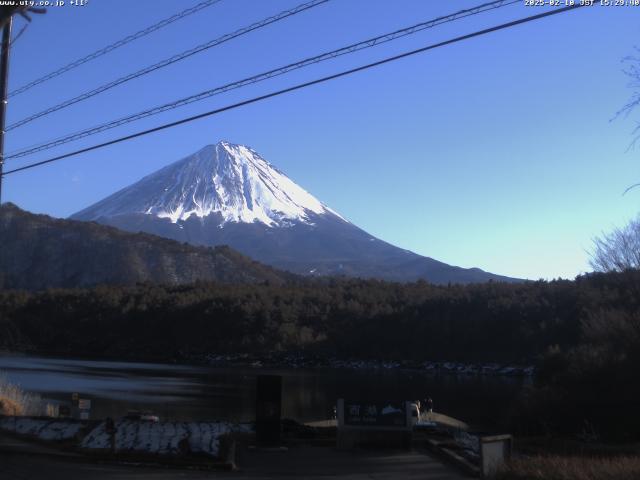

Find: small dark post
[0,15,11,204]
[255,375,282,445]
[105,417,116,454]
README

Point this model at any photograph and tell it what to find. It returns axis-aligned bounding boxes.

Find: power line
[8,0,223,98]
[6,0,519,159]
[2,3,586,178]
[6,0,329,132]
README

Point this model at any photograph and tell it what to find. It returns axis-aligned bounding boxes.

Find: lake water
[0,355,527,429]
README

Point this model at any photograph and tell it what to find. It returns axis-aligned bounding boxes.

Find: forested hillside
[0,203,291,289]
[1,270,637,363]
[2,270,639,437]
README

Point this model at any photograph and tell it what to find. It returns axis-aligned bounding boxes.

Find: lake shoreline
[193,352,535,377]
[0,348,534,378]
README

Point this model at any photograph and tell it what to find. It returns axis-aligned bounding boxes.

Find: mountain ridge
[71,141,519,284]
[0,202,291,290]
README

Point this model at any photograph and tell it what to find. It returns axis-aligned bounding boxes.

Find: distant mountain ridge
[0,203,290,290]
[71,141,519,284]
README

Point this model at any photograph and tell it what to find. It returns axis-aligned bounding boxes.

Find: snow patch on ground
[80,420,252,458]
[0,417,82,441]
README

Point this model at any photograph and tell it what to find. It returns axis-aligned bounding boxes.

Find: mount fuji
[71,141,515,284]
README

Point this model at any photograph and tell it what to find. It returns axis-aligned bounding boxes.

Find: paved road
[0,431,469,479]
[0,447,470,480]
[238,446,471,479]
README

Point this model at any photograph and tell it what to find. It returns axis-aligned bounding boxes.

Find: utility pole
[0,14,11,204]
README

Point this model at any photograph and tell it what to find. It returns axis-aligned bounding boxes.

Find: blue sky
[3,0,639,280]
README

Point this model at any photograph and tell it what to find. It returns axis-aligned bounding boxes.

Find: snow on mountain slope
[73,141,345,227]
[72,141,520,284]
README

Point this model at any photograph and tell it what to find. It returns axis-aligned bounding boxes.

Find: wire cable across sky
[6,0,520,160]
[8,0,224,98]
[6,0,329,132]
[1,4,586,178]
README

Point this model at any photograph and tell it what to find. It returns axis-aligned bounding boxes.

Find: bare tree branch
[590,216,640,272]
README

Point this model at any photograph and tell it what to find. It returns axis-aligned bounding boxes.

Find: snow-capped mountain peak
[73,141,345,227]
[71,141,519,284]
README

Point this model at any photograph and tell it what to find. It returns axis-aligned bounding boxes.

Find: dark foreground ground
[0,432,469,480]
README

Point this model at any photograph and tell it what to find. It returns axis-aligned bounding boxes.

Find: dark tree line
[1,270,639,437]
[0,270,637,364]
